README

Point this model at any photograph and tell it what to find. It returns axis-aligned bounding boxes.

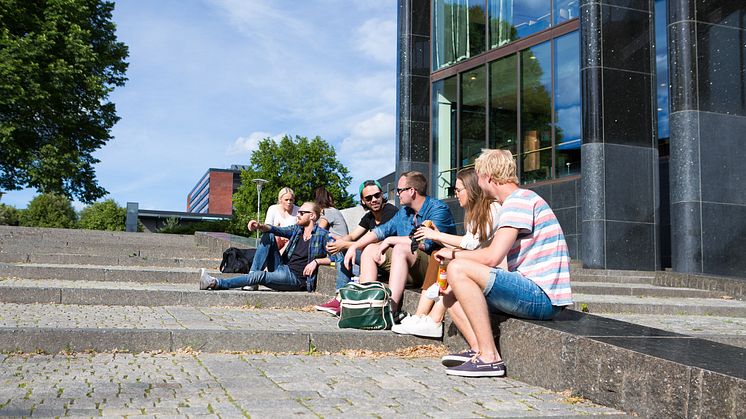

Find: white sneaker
[400,314,424,325]
[391,316,443,338]
[199,268,217,290]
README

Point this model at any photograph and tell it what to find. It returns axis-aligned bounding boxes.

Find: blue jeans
[216,232,303,291]
[483,269,562,320]
[333,249,361,290]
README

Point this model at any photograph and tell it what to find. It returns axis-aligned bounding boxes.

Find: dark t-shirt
[287,237,311,286]
[358,202,398,232]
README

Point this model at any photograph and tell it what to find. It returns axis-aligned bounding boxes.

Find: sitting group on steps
[199,149,573,378]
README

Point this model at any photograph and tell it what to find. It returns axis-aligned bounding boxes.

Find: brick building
[186,167,245,215]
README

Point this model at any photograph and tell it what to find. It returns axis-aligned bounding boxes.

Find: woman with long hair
[264,187,299,252]
[393,167,504,338]
[313,186,349,238]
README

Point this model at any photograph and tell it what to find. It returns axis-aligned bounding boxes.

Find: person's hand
[433,247,452,263]
[375,240,392,264]
[326,237,348,254]
[413,225,438,242]
[247,220,260,231]
[303,260,319,276]
[343,246,357,269]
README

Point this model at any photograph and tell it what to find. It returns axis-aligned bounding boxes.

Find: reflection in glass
[432,77,459,199]
[489,54,517,154]
[554,32,581,177]
[461,66,487,167]
[513,0,551,39]
[654,0,670,153]
[432,0,487,71]
[521,42,552,182]
[489,0,517,48]
[554,0,579,25]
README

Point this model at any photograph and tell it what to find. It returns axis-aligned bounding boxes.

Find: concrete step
[1,242,218,259]
[0,262,202,283]
[570,273,654,284]
[0,278,329,308]
[572,281,728,299]
[0,225,197,246]
[595,313,746,349]
[0,251,221,268]
[572,293,746,317]
[0,302,435,354]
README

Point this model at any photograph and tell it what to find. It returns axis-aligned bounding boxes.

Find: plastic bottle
[437,262,447,290]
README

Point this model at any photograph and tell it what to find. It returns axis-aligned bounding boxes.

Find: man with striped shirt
[434,149,572,378]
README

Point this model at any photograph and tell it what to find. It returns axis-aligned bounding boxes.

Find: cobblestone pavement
[0,352,626,418]
[0,303,335,331]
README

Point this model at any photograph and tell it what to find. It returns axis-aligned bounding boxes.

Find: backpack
[219,247,256,274]
[338,281,395,330]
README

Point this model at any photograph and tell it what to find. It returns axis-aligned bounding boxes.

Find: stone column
[669,1,746,276]
[396,0,431,182]
[580,0,660,270]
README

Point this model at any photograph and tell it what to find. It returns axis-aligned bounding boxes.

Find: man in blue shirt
[344,171,456,317]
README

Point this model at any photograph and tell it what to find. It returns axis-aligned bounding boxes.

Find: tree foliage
[0,0,129,203]
[0,203,20,225]
[77,198,124,230]
[19,193,77,228]
[231,135,353,233]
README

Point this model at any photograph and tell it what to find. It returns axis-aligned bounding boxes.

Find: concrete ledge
[194,231,257,253]
[310,331,436,352]
[0,328,171,353]
[170,330,310,352]
[654,271,746,300]
[496,310,746,418]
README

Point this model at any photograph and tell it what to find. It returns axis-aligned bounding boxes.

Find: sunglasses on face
[363,192,382,202]
[298,210,312,216]
[396,187,413,194]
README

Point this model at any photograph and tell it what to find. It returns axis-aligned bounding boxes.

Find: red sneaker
[314,298,341,316]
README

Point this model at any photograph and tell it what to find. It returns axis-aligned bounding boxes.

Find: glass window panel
[432,77,459,199]
[432,0,486,71]
[520,42,552,183]
[513,0,551,39]
[489,54,518,154]
[554,31,581,178]
[554,0,579,25]
[655,0,670,150]
[489,0,517,48]
[460,66,487,168]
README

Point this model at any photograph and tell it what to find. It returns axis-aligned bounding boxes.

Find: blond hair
[474,149,518,185]
[400,171,428,196]
[277,187,295,204]
[301,202,322,220]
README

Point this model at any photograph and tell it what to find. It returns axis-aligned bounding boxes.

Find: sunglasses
[396,187,413,194]
[297,210,312,216]
[363,192,382,202]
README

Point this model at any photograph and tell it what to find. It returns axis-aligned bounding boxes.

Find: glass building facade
[431,0,580,199]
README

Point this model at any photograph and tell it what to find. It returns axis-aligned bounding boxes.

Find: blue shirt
[269,223,329,292]
[372,196,456,253]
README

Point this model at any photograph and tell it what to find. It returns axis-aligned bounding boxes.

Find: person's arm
[326,225,367,254]
[434,226,518,267]
[318,217,330,230]
[413,225,463,248]
[303,257,332,276]
[264,205,277,225]
[343,230,380,268]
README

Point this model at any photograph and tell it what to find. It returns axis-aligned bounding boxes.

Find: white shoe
[392,316,443,338]
[400,314,423,325]
[199,268,217,290]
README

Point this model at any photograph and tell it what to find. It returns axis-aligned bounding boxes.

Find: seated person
[263,186,299,255]
[344,171,456,319]
[391,167,503,338]
[434,149,572,378]
[315,180,398,315]
[199,202,330,292]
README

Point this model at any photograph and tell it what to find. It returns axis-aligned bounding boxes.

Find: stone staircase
[1,225,744,418]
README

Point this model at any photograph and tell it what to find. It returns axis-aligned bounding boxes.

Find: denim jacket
[269,223,329,292]
[372,195,457,253]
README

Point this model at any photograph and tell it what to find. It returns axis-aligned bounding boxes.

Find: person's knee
[360,243,378,260]
[446,258,468,280]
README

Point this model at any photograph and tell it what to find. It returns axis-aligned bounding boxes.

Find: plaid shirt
[269,223,329,292]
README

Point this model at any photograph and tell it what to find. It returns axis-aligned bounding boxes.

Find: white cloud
[339,112,396,189]
[227,131,274,156]
[355,18,397,65]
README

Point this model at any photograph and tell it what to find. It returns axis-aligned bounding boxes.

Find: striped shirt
[499,189,572,306]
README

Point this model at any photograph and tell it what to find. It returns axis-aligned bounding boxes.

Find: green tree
[19,193,77,228]
[231,135,353,234]
[77,199,125,231]
[0,0,129,203]
[0,203,20,225]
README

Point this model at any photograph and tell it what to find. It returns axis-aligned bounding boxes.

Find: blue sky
[3,0,397,211]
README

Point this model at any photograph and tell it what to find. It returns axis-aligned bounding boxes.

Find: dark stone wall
[396,0,431,178]
[580,0,661,270]
[668,1,746,276]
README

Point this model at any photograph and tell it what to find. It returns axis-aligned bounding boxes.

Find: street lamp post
[251,178,268,239]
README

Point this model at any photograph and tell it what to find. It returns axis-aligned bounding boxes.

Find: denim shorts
[483,268,562,320]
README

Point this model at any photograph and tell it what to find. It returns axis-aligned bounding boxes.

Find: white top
[264,204,299,227]
[459,201,502,250]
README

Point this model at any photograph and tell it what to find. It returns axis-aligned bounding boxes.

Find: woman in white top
[264,187,299,251]
[392,167,504,338]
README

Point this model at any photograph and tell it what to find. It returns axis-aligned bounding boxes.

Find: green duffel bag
[338,281,395,330]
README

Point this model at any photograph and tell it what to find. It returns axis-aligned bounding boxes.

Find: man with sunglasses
[315,180,398,315]
[199,202,331,292]
[343,171,456,320]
